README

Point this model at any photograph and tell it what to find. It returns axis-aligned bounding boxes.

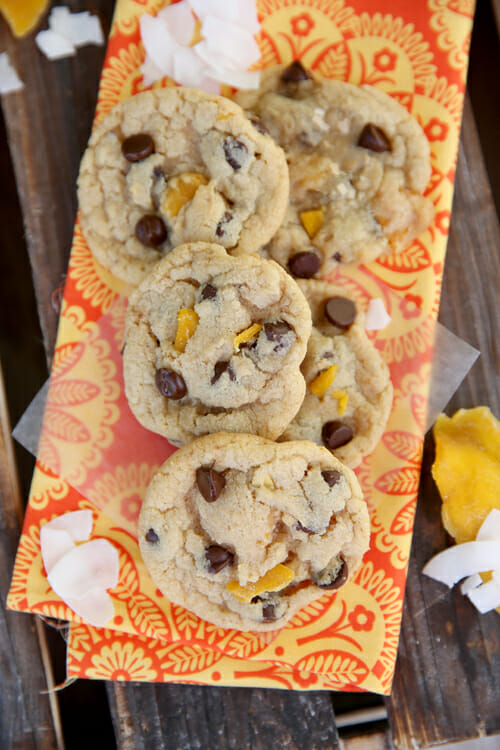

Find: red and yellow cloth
[8,0,474,692]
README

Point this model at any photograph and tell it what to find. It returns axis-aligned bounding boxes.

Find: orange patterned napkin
[8,0,474,693]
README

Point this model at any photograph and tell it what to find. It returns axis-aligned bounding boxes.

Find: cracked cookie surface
[235,63,434,278]
[78,87,289,285]
[280,280,393,468]
[139,432,369,631]
[123,242,311,445]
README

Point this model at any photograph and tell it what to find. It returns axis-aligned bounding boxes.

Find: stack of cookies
[77,61,433,631]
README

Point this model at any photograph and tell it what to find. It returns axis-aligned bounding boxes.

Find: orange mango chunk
[174,309,199,352]
[227,563,295,603]
[162,173,209,218]
[333,390,349,416]
[0,0,49,37]
[300,209,324,239]
[432,407,500,545]
[309,365,338,398]
[233,323,262,352]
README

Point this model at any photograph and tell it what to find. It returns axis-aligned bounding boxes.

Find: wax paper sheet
[8,0,475,693]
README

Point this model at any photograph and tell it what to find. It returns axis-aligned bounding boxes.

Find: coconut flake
[158,0,195,46]
[476,509,500,541]
[173,46,206,88]
[460,573,483,595]
[35,29,76,60]
[364,298,392,331]
[200,16,261,69]
[189,0,260,33]
[467,579,500,614]
[49,7,104,47]
[66,589,116,627]
[47,538,119,600]
[40,527,75,574]
[205,65,260,90]
[140,55,165,87]
[44,509,93,542]
[422,541,500,587]
[0,53,24,94]
[140,13,178,79]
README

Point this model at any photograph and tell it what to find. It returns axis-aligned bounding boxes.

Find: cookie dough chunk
[235,62,434,277]
[77,87,289,285]
[123,242,312,445]
[139,432,369,631]
[280,281,393,467]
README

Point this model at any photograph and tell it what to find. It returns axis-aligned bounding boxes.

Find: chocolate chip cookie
[280,280,393,468]
[235,62,434,278]
[77,87,289,285]
[139,432,369,631]
[123,242,312,445]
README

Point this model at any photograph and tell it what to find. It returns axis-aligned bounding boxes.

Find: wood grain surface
[0,1,498,749]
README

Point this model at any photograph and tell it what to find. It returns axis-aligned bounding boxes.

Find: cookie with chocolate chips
[77,87,289,285]
[280,280,393,468]
[235,62,434,277]
[138,432,369,632]
[123,242,312,445]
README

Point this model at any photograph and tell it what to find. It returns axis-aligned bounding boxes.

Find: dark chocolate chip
[135,215,168,247]
[196,466,226,501]
[262,603,277,622]
[215,211,233,238]
[223,137,248,170]
[288,251,320,278]
[333,252,342,262]
[324,296,356,329]
[316,555,348,590]
[155,368,187,399]
[322,421,354,450]
[296,520,315,534]
[122,133,155,162]
[153,165,164,179]
[145,528,159,544]
[249,116,269,135]
[206,545,234,573]
[211,360,235,384]
[201,283,217,300]
[358,123,391,153]
[281,60,311,83]
[322,469,342,487]
[264,320,293,348]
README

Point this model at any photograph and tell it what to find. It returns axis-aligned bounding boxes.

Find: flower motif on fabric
[290,13,315,37]
[424,117,449,142]
[348,604,376,632]
[373,47,397,72]
[399,293,423,320]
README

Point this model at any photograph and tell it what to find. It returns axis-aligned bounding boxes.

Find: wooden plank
[108,683,340,750]
[0,363,63,749]
[0,1,113,361]
[385,96,500,749]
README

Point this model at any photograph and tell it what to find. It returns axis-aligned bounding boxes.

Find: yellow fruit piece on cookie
[233,323,262,352]
[432,407,500,544]
[0,0,49,36]
[227,564,295,603]
[174,309,199,352]
[309,365,338,398]
[300,209,324,239]
[333,390,349,416]
[162,173,209,218]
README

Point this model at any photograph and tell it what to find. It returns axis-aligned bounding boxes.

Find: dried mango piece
[309,365,338,398]
[162,173,209,218]
[0,0,49,37]
[432,407,500,545]
[234,323,262,352]
[174,309,199,352]
[333,390,349,416]
[227,563,295,603]
[300,209,324,239]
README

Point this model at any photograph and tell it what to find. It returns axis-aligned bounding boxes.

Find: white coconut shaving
[140,0,261,93]
[364,298,392,330]
[423,509,500,614]
[35,6,104,61]
[40,510,119,627]
[0,53,24,94]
